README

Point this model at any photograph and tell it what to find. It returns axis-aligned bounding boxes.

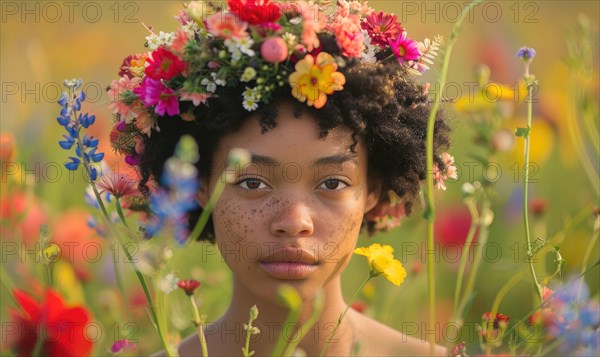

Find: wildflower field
[1,1,599,356]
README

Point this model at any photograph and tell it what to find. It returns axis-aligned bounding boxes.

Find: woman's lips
[259,261,319,280]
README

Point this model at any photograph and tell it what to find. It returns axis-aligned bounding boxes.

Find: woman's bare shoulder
[349,310,447,357]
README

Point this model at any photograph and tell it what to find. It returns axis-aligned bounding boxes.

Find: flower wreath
[108,0,445,232]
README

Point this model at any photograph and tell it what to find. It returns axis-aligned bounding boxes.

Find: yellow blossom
[289,52,345,109]
[354,244,407,286]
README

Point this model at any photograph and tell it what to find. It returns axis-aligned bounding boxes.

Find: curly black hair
[137,36,451,243]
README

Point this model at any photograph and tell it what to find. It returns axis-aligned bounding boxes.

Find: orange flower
[289,52,345,109]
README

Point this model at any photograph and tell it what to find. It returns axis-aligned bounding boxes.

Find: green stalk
[422,1,482,353]
[522,80,543,302]
[283,291,324,357]
[185,171,228,244]
[115,196,130,229]
[460,198,491,314]
[190,296,209,357]
[453,198,479,314]
[319,275,371,357]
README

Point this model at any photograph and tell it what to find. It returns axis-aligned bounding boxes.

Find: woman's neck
[206,277,356,356]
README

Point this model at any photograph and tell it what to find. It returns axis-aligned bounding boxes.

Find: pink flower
[365,201,406,231]
[261,37,288,63]
[135,77,180,117]
[110,339,137,354]
[107,75,142,122]
[180,91,211,106]
[170,28,191,54]
[332,14,364,58]
[389,32,420,63]
[362,11,404,47]
[97,169,138,199]
[206,12,248,40]
[145,48,186,81]
[281,1,323,52]
[433,152,457,191]
[175,10,192,25]
[131,101,157,136]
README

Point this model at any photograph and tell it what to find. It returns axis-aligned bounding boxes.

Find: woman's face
[201,102,379,301]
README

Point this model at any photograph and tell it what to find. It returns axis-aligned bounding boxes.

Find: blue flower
[548,278,600,355]
[56,79,104,182]
[516,46,536,62]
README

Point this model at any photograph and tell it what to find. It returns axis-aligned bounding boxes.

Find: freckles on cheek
[214,197,255,245]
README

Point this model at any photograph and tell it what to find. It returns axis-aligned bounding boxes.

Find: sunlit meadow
[1,1,598,356]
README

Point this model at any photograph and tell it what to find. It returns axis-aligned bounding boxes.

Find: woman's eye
[319,179,348,191]
[238,178,268,190]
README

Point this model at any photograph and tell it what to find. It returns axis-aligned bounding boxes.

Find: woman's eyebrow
[247,153,358,167]
[313,154,359,167]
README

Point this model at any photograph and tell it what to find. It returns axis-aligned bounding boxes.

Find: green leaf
[515,127,530,137]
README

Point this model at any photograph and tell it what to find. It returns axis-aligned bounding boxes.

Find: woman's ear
[365,179,382,213]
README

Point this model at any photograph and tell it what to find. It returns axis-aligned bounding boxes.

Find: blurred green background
[1,1,599,355]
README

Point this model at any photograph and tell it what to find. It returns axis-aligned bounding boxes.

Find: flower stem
[115,196,130,229]
[190,296,209,357]
[185,170,228,244]
[283,291,324,357]
[319,275,371,357]
[422,1,482,353]
[522,79,543,303]
[453,198,479,315]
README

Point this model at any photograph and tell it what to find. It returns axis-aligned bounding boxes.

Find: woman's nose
[270,199,315,237]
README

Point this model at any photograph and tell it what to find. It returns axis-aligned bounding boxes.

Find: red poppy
[228,0,281,25]
[145,48,186,81]
[177,279,201,296]
[8,289,93,357]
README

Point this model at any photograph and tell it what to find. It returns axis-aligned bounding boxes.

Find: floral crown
[108,0,441,168]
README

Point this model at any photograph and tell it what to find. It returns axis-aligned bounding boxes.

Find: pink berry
[261,37,288,63]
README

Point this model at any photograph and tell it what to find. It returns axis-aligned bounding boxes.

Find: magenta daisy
[135,77,180,116]
[362,11,404,47]
[389,32,420,64]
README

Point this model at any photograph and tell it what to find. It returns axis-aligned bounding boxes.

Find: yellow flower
[289,52,346,109]
[354,244,407,286]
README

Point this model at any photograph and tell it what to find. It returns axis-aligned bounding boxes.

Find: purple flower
[135,77,180,116]
[516,46,536,62]
[389,32,420,64]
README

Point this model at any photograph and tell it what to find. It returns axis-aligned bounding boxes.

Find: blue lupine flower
[145,136,200,245]
[56,79,104,179]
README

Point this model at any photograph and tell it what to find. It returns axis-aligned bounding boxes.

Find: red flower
[177,279,201,296]
[361,11,404,47]
[145,48,186,81]
[228,0,281,25]
[8,289,93,357]
[482,312,510,329]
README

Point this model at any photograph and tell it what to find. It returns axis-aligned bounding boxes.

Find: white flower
[145,34,162,50]
[182,21,200,37]
[243,86,261,101]
[282,32,297,48]
[146,31,174,50]
[201,78,217,93]
[158,31,174,45]
[237,37,255,57]
[361,29,377,64]
[159,273,180,294]
[243,98,259,111]
[211,73,226,86]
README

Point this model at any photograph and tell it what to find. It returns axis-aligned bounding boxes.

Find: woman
[109,1,451,355]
